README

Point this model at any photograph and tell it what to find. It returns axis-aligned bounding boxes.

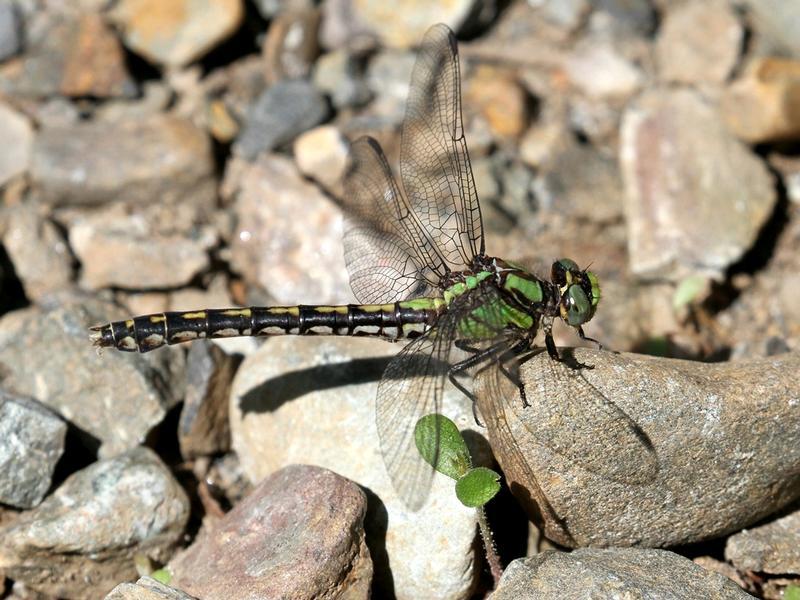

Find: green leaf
[672,275,708,311]
[455,467,501,507]
[414,414,471,480]
[151,568,172,585]
[785,585,800,600]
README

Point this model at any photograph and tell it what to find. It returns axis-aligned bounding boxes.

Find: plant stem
[476,506,503,588]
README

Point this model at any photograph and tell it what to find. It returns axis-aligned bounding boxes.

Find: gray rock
[1,203,72,301]
[226,154,352,304]
[0,391,66,509]
[0,447,189,599]
[109,0,244,68]
[726,509,800,575]
[105,577,198,600]
[0,3,21,61]
[744,0,800,57]
[656,0,742,85]
[31,114,215,209]
[493,548,753,599]
[235,79,328,159]
[69,213,216,290]
[564,39,642,99]
[590,0,655,36]
[0,11,135,98]
[178,342,237,460]
[475,349,800,547]
[0,294,184,457]
[292,125,349,196]
[312,49,372,109]
[230,336,484,599]
[365,49,416,124]
[533,139,624,223]
[0,101,33,186]
[169,464,372,599]
[620,88,776,281]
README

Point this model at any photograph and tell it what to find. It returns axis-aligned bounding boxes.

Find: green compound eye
[566,285,591,326]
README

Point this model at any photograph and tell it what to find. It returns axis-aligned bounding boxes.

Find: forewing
[400,23,484,271]
[375,315,457,510]
[342,136,446,304]
[518,352,658,484]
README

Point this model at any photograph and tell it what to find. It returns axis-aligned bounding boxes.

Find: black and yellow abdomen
[90,300,446,353]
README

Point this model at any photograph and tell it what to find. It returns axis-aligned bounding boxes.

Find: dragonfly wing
[376,314,458,510]
[519,351,658,484]
[400,23,484,270]
[342,136,446,304]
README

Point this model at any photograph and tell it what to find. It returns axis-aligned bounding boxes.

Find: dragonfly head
[551,258,601,327]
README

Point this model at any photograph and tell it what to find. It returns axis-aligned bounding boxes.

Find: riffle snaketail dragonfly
[91,24,642,511]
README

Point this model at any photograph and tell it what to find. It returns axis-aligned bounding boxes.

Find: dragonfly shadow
[239,357,393,415]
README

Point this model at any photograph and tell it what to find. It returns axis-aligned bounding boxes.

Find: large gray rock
[169,465,372,599]
[230,336,484,600]
[476,349,800,547]
[0,101,33,186]
[0,447,189,599]
[0,391,66,509]
[0,294,184,457]
[31,114,215,208]
[620,88,776,281]
[105,577,198,600]
[493,548,753,599]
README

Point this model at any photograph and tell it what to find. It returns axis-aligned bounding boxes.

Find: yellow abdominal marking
[222,308,252,317]
[149,315,166,323]
[268,307,300,316]
[314,306,348,314]
[181,311,207,319]
[359,304,394,313]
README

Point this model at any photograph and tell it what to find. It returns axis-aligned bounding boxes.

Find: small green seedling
[415,414,503,586]
[414,414,500,507]
[785,584,800,600]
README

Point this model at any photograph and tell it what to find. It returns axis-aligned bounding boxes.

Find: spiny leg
[449,339,515,426]
[544,318,593,370]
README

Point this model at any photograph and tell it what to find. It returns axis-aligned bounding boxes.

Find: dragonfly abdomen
[91,301,444,353]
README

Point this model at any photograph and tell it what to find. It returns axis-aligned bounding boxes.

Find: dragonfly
[92,24,654,511]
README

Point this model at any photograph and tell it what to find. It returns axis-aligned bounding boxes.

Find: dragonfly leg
[544,319,594,370]
[578,326,603,350]
[449,340,516,426]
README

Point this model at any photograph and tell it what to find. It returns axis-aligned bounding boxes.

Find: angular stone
[110,0,245,67]
[0,11,134,99]
[0,391,66,509]
[0,447,189,599]
[721,57,800,143]
[466,65,530,139]
[226,154,352,304]
[0,3,21,61]
[230,336,484,599]
[105,577,198,600]
[493,549,752,599]
[0,101,32,185]
[169,465,372,599]
[178,342,238,460]
[262,8,320,83]
[565,40,642,99]
[744,0,800,57]
[726,510,800,575]
[293,125,348,195]
[31,114,215,208]
[656,0,742,85]
[235,79,328,160]
[312,49,372,109]
[352,0,477,48]
[0,294,184,457]
[620,88,775,280]
[69,213,216,290]
[476,349,800,547]
[1,203,72,301]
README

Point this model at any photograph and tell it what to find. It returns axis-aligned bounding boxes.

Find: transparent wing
[376,283,509,510]
[524,351,658,484]
[481,348,658,485]
[400,23,484,270]
[342,136,447,304]
[376,316,457,511]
